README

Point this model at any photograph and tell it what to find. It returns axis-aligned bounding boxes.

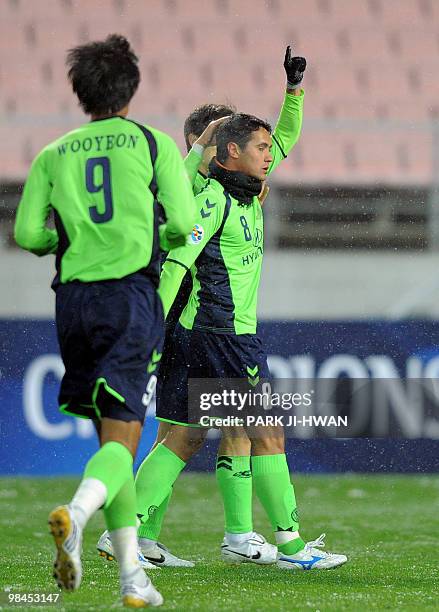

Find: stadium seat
[303,28,357,60]
[0,0,437,186]
[352,130,433,185]
[169,0,231,20]
[394,28,439,58]
[347,27,394,61]
[317,0,380,24]
[379,0,438,24]
[273,131,349,184]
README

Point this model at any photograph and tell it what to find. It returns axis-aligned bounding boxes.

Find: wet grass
[1,473,438,611]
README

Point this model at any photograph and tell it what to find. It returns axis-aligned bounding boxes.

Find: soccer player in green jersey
[150,109,347,570]
[129,48,346,571]
[14,34,196,607]
[141,49,306,563]
[131,48,338,567]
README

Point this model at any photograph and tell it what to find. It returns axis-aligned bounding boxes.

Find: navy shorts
[56,273,164,423]
[156,324,270,426]
[156,271,192,403]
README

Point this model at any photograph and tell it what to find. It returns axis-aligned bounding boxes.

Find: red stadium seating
[0,0,436,184]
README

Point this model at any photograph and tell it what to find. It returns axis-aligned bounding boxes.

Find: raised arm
[268,46,306,175]
[14,150,58,256]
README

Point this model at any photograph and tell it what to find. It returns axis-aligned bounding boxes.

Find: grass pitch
[0,473,438,611]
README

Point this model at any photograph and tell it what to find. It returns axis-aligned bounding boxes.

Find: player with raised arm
[124,43,346,567]
[14,34,195,608]
[97,46,307,568]
[151,108,347,570]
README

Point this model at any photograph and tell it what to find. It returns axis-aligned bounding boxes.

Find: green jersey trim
[155,416,201,428]
[59,403,91,420]
[92,377,126,420]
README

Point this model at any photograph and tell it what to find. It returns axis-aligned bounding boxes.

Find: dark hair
[183,103,237,151]
[66,34,140,115]
[216,114,272,163]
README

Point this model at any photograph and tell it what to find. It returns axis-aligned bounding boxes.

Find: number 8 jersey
[160,178,265,336]
[15,116,195,285]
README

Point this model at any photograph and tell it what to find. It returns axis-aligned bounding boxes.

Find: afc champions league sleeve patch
[187,224,205,245]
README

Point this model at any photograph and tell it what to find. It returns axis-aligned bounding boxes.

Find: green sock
[216,455,253,533]
[252,453,305,555]
[103,475,137,531]
[135,443,186,528]
[137,491,172,540]
[84,441,133,509]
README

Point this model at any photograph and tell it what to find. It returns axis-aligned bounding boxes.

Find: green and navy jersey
[160,89,305,334]
[164,152,210,325]
[15,116,195,285]
[160,178,264,335]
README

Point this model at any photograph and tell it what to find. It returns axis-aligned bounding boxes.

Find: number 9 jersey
[14,116,195,286]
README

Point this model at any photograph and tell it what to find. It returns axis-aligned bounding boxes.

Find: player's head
[216,114,272,180]
[66,34,140,117]
[184,103,237,150]
[184,103,236,175]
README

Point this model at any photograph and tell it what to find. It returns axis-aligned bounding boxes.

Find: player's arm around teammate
[134,116,276,564]
[134,48,307,563]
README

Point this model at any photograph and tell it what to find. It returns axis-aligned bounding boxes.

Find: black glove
[284,45,306,89]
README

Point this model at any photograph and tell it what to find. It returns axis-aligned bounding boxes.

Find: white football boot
[121,568,163,608]
[97,530,158,570]
[48,505,83,591]
[221,532,277,565]
[277,533,348,570]
[139,539,195,568]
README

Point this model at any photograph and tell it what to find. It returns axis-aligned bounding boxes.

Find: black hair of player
[66,34,140,116]
[183,103,237,151]
[216,114,272,163]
